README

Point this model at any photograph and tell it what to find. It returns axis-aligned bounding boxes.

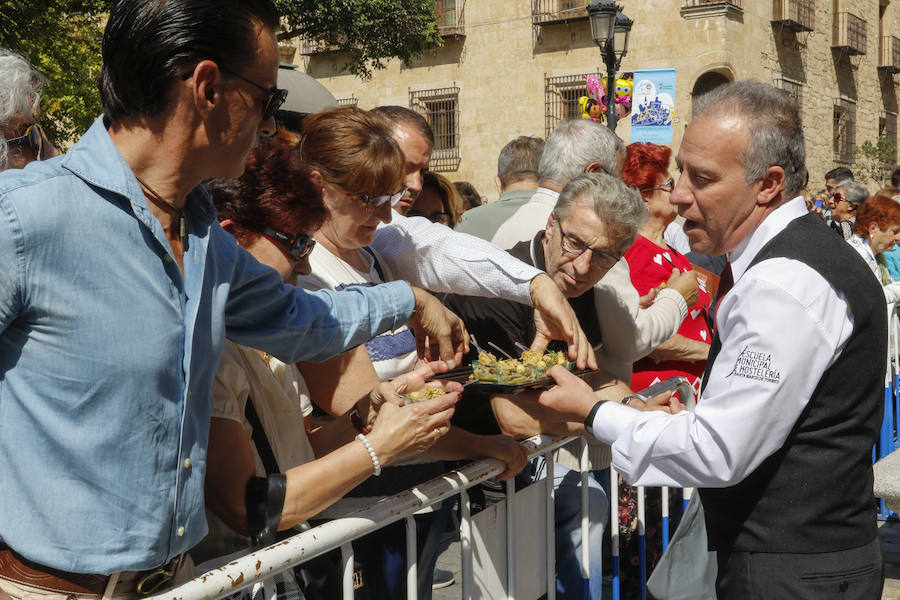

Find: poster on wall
[630,68,676,144]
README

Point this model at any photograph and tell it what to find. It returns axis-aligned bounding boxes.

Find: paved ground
[431,519,900,599]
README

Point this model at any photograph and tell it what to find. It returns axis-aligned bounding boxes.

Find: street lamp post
[587,0,632,131]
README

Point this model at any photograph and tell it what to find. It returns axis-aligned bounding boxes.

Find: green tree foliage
[854,137,899,189]
[275,0,442,79]
[0,1,108,149]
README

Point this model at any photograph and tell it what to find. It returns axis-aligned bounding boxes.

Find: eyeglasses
[218,65,287,121]
[7,123,43,160]
[408,210,452,226]
[833,193,846,204]
[262,227,316,260]
[555,218,621,269]
[640,177,675,194]
[360,187,408,213]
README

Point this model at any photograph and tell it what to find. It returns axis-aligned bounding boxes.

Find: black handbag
[245,396,369,600]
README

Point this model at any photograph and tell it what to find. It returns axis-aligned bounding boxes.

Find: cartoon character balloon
[579,74,608,121]
[614,76,633,119]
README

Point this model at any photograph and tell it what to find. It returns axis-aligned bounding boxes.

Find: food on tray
[470,349,569,385]
[403,385,447,404]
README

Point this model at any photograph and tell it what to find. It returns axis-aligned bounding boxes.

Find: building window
[833,98,856,164]
[337,96,358,107]
[410,86,460,172]
[773,77,803,110]
[544,72,603,138]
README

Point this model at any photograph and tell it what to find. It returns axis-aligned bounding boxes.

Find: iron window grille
[773,77,803,110]
[544,72,603,138]
[337,96,359,107]
[833,98,857,163]
[410,87,461,172]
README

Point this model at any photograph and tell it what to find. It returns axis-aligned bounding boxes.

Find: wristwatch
[584,400,606,437]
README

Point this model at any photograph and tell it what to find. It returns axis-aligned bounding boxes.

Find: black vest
[699,213,886,553]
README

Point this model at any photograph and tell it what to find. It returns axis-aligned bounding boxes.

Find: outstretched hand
[529,274,597,370]
[408,286,468,365]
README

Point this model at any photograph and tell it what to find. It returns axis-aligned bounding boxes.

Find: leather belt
[0,545,183,597]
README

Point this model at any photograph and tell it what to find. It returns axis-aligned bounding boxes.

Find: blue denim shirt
[0,118,414,574]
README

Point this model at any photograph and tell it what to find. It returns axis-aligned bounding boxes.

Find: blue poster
[630,68,676,144]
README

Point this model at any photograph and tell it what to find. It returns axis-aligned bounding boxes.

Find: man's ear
[584,162,604,174]
[220,218,236,234]
[756,165,786,207]
[495,175,502,195]
[188,60,222,118]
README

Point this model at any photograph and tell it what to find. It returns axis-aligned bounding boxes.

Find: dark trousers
[716,537,883,600]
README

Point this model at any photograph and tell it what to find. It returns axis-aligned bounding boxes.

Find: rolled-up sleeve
[371,211,540,303]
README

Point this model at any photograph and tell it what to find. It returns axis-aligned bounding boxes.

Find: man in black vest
[536,80,885,599]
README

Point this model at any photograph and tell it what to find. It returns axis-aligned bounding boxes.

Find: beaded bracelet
[356,433,382,476]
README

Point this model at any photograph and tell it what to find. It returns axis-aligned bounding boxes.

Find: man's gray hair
[836,179,869,207]
[0,48,46,170]
[692,80,806,199]
[497,135,544,188]
[552,172,647,249]
[538,119,625,185]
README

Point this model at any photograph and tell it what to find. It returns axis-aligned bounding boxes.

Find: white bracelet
[356,433,382,476]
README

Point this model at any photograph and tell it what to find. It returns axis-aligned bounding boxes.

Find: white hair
[538,119,625,186]
[0,48,46,170]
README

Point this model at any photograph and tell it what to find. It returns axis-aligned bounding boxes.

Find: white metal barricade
[150,378,696,600]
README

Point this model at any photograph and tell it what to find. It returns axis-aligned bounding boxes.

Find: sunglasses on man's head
[262,227,316,260]
[7,123,43,160]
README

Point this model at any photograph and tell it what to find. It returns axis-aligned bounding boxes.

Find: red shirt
[624,235,712,396]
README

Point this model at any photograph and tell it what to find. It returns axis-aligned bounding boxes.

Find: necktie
[700,262,732,394]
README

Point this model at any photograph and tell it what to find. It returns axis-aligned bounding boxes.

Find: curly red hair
[622,142,672,191]
[210,130,327,244]
[853,195,900,236]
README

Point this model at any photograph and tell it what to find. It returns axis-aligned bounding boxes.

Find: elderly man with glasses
[443,171,650,600]
[0,48,59,170]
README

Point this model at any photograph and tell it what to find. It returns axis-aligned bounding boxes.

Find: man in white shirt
[537,80,885,599]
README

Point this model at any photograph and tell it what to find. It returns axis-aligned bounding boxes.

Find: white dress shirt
[591,198,855,487]
[370,211,540,304]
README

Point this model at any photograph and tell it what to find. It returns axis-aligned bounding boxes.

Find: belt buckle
[135,554,182,596]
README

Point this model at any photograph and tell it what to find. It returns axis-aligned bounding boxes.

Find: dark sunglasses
[360,187,408,213]
[640,177,674,194]
[182,65,287,121]
[219,66,287,121]
[263,227,316,260]
[7,123,43,160]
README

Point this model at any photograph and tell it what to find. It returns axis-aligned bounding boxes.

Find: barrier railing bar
[405,515,417,600]
[610,466,620,600]
[580,437,590,598]
[459,487,472,599]
[545,454,555,600]
[340,542,353,599]
[506,475,516,599]
[638,486,647,600]
[661,486,670,552]
[150,434,577,600]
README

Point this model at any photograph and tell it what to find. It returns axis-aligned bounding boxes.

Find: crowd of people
[0,1,893,600]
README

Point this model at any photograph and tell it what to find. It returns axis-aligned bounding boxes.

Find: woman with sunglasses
[0,48,59,170]
[408,171,464,227]
[618,142,712,597]
[194,132,460,588]
[296,106,526,600]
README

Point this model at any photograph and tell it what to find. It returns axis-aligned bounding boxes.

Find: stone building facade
[284,0,900,198]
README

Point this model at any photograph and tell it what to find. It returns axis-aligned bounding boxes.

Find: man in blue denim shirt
[0,0,467,594]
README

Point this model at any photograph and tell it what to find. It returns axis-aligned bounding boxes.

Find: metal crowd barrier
[150,379,695,600]
[877,302,900,520]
